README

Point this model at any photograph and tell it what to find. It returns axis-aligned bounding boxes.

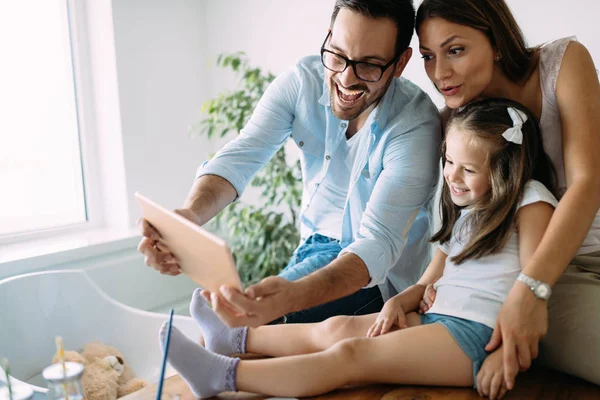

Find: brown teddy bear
[52,342,147,400]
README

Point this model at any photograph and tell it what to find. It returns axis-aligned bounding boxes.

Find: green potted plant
[190,52,302,285]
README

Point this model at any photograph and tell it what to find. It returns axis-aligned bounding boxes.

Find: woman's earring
[495,55,501,61]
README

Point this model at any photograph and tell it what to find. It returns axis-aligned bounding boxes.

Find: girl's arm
[523,41,600,285]
[389,248,447,312]
[366,248,447,337]
[517,202,556,273]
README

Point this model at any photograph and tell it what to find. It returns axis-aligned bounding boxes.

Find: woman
[415,0,600,391]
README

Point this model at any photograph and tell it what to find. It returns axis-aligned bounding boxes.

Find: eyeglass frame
[320,31,400,83]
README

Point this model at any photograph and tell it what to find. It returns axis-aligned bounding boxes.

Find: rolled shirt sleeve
[196,66,300,198]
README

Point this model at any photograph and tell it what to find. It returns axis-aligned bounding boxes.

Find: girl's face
[418,18,496,109]
[443,127,492,207]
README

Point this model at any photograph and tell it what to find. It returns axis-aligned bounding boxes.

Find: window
[0,1,87,238]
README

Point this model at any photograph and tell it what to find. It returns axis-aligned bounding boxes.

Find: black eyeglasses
[320,31,399,83]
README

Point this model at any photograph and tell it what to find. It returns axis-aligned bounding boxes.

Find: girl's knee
[318,315,355,339]
[329,337,368,365]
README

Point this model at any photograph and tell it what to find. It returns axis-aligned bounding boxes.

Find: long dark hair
[416,0,537,83]
[331,0,416,56]
[431,98,556,264]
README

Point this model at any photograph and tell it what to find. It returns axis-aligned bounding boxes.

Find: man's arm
[138,66,301,275]
[181,174,238,226]
[290,253,370,311]
[294,245,447,313]
[211,252,368,327]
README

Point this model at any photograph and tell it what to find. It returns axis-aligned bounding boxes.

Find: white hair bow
[502,107,528,145]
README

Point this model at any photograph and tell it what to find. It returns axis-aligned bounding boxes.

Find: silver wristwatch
[516,273,552,301]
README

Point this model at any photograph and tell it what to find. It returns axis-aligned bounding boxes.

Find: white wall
[199,0,600,110]
[111,0,213,221]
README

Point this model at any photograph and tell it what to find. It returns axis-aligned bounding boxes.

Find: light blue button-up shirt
[197,56,441,300]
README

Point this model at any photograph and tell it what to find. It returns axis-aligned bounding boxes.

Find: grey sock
[190,288,248,355]
[159,322,240,399]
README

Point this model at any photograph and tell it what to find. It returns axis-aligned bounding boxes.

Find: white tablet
[135,192,243,293]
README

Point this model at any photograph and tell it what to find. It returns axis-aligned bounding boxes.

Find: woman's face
[418,18,496,109]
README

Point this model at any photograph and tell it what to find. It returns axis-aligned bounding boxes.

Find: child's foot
[159,323,240,399]
[190,288,248,355]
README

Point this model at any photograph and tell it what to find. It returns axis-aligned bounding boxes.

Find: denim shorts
[420,313,493,388]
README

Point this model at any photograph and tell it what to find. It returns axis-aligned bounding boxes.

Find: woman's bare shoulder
[557,41,597,86]
[555,41,599,110]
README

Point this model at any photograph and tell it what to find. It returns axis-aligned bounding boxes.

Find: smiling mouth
[450,185,470,196]
[440,85,462,96]
[335,83,365,105]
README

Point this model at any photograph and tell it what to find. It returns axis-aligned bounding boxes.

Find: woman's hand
[477,347,510,399]
[485,282,548,390]
[418,283,437,314]
[366,297,407,337]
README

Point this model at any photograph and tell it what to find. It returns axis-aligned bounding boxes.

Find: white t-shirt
[304,127,364,241]
[426,180,559,329]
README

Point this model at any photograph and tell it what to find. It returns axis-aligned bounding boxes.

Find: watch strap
[517,272,551,300]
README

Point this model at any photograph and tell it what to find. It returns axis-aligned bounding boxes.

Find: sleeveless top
[539,36,600,254]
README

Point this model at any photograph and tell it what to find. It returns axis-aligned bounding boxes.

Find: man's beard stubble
[329,73,394,122]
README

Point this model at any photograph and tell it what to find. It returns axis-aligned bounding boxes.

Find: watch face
[536,284,549,298]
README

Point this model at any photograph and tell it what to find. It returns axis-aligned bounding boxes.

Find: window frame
[0,0,128,247]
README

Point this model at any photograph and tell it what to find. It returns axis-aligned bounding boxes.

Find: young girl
[159,98,558,399]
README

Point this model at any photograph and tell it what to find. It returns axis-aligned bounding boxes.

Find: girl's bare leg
[191,287,418,357]
[237,322,473,398]
[246,312,422,356]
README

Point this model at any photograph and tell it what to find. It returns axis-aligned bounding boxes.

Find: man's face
[324,9,408,124]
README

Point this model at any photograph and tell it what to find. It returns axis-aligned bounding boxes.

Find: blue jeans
[277,234,383,324]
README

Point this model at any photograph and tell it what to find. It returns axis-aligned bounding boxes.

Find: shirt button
[325,155,331,160]
[341,123,347,128]
[299,141,304,147]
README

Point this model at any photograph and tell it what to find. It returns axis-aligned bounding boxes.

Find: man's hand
[366,296,407,337]
[485,282,548,390]
[477,346,510,399]
[203,276,298,328]
[136,208,202,276]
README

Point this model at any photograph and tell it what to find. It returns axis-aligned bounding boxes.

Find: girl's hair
[415,0,537,83]
[431,98,556,264]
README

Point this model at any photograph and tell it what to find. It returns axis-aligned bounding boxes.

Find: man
[139,0,440,327]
